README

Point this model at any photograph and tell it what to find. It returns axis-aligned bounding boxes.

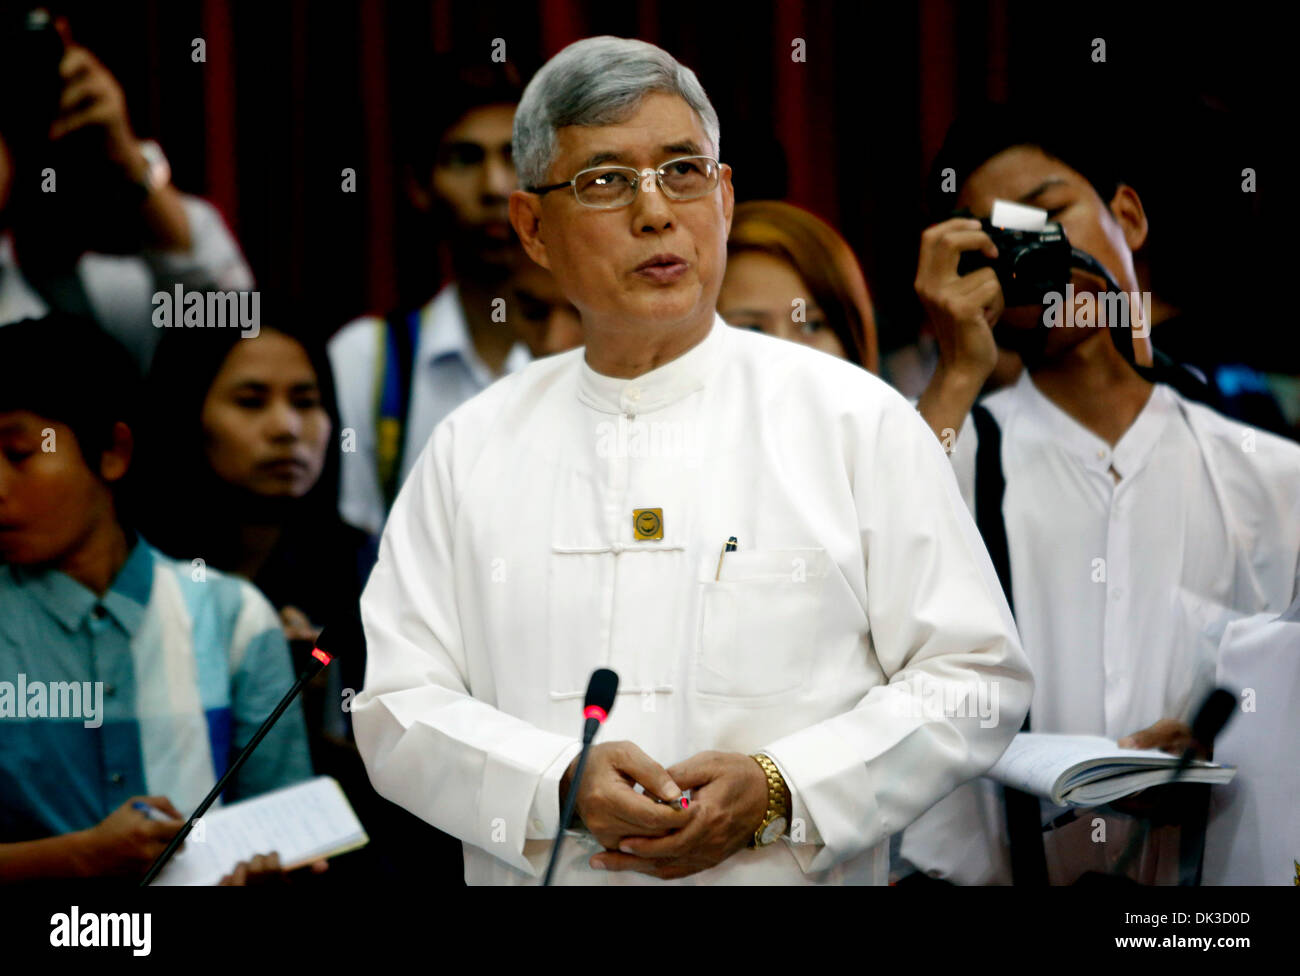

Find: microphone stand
[542,713,602,888]
[139,648,334,886]
[1108,690,1236,884]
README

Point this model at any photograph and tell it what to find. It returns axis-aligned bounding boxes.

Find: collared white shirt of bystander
[328,283,531,539]
[901,368,1300,884]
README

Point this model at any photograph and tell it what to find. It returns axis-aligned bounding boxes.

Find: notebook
[151,775,368,886]
[987,733,1236,807]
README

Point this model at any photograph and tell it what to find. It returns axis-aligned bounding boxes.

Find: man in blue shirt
[0,315,311,881]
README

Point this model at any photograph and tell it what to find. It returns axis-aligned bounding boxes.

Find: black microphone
[1108,687,1237,883]
[139,629,340,886]
[542,667,618,886]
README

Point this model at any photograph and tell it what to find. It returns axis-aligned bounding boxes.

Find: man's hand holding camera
[914,216,1006,441]
[43,17,191,251]
[48,24,138,176]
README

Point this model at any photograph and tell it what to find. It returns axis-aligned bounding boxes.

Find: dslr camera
[954,205,1073,308]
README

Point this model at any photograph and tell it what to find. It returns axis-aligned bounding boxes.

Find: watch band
[749,753,789,847]
[135,140,171,195]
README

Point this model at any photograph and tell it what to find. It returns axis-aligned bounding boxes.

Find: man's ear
[509,190,551,270]
[99,422,133,485]
[1108,184,1148,253]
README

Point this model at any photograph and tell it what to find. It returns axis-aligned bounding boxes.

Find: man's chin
[622,288,706,328]
[993,320,1050,368]
[451,232,521,276]
[0,538,41,565]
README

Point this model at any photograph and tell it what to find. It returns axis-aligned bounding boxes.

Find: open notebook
[987,733,1236,807]
[151,776,368,886]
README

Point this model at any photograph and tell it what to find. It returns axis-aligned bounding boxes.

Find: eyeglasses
[527,155,721,209]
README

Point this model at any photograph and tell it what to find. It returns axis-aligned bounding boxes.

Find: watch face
[759,816,788,846]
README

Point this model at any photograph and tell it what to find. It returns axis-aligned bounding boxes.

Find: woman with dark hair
[718,200,880,373]
[139,304,367,679]
[138,303,466,885]
[138,300,374,770]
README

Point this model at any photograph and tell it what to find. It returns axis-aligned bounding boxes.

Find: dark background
[43,0,1289,366]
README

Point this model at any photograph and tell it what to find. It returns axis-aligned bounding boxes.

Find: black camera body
[956,217,1073,308]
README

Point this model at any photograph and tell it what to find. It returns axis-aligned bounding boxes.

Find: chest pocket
[696,547,828,701]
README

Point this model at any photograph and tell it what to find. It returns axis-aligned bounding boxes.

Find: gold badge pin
[633,508,663,540]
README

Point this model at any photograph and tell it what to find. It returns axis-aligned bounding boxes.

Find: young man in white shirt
[901,105,1300,884]
[328,58,532,544]
[351,37,1032,886]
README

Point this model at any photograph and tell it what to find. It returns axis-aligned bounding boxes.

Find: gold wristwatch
[749,753,790,847]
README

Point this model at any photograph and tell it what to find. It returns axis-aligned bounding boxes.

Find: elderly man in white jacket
[352,36,1032,885]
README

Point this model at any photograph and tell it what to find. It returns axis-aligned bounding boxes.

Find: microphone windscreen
[1191,688,1236,746]
[584,668,619,714]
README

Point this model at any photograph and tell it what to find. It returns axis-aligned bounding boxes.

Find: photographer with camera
[899,105,1300,885]
[0,9,252,368]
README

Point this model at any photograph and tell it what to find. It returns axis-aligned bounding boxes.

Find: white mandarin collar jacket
[354,314,1032,885]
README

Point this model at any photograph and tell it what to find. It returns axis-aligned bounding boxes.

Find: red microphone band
[311,647,332,666]
[583,705,608,723]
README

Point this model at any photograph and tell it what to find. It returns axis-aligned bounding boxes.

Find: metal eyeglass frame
[526,155,721,209]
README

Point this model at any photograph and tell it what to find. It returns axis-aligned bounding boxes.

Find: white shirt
[0,197,254,369]
[901,370,1300,883]
[352,314,1032,885]
[328,283,531,538]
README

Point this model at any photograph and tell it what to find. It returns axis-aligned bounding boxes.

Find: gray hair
[513,36,721,189]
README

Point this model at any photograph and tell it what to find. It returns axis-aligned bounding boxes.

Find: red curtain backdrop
[60,0,1282,362]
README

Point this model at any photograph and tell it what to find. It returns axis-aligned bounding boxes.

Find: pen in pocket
[714,536,738,581]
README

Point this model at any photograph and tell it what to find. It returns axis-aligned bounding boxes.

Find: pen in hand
[132,801,180,824]
[653,792,690,811]
[634,784,692,810]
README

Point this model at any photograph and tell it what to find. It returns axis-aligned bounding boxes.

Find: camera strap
[374,307,421,510]
[1134,350,1226,413]
[1066,249,1226,413]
